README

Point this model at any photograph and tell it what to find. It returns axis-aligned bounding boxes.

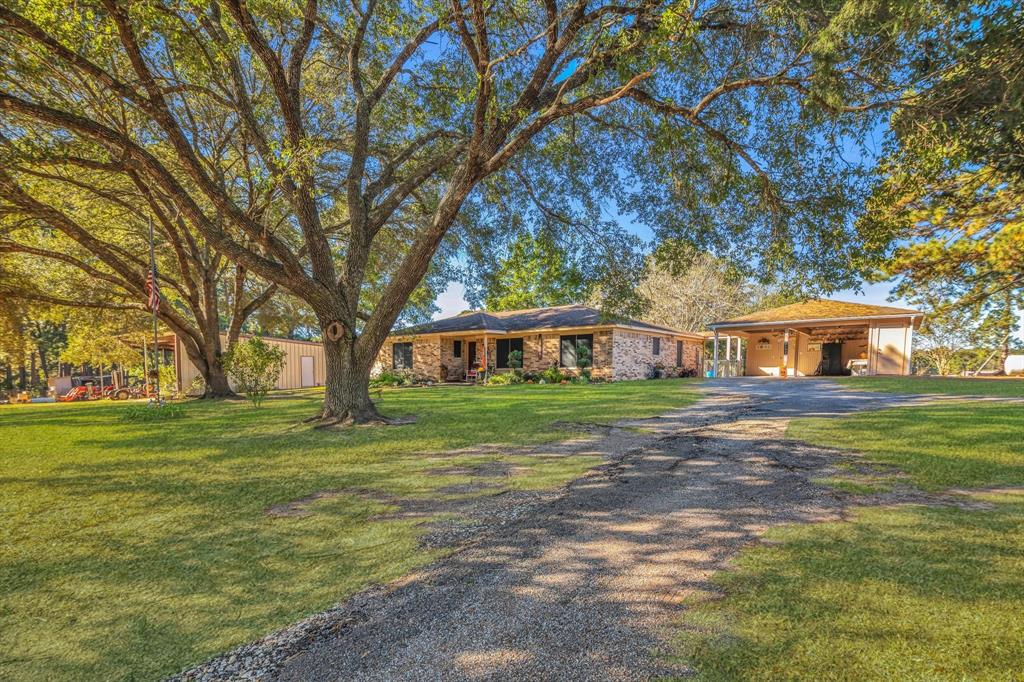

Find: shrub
[222,337,286,407]
[679,367,698,378]
[507,349,523,370]
[187,375,207,397]
[486,371,522,385]
[540,365,564,384]
[369,370,414,387]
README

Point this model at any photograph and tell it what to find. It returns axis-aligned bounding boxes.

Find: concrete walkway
[181,379,940,682]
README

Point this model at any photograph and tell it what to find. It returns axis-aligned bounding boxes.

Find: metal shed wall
[175,334,326,393]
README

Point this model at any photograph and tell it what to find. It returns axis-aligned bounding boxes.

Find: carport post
[712,330,719,377]
[783,328,790,378]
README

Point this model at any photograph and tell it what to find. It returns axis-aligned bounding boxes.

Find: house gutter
[709,313,922,331]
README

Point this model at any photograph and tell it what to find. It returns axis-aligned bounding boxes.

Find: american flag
[145,269,160,312]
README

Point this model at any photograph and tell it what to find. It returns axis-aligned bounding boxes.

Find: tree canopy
[858,2,1023,311]
[480,232,586,311]
[0,0,937,421]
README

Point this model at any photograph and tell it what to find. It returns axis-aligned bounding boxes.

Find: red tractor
[56,384,115,402]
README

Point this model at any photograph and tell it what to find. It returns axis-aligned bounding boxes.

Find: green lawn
[675,399,1024,680]
[0,380,698,682]
[790,402,1024,490]
[674,491,1024,681]
[830,375,1024,398]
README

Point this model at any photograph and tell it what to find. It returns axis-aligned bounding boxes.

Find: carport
[708,300,923,377]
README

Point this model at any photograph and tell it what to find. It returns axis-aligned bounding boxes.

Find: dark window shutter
[653,337,661,355]
[676,340,683,366]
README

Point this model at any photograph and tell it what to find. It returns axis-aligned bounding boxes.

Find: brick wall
[439,337,466,380]
[373,336,443,382]
[483,330,613,379]
[611,330,699,380]
[374,329,701,382]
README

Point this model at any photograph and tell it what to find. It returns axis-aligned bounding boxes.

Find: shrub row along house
[375,305,705,382]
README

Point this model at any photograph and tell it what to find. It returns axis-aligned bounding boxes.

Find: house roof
[709,299,922,330]
[393,304,693,337]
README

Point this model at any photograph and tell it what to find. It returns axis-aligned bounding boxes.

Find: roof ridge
[390,303,696,337]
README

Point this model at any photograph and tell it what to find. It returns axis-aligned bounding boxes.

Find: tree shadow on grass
[672,494,1024,681]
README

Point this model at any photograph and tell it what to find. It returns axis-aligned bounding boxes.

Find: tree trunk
[205,358,233,398]
[318,335,382,425]
[172,329,235,398]
[200,333,234,399]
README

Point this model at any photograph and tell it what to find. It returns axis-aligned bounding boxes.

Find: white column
[782,329,790,378]
[712,330,720,377]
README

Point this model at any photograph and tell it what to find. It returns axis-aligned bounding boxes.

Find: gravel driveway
[179,379,938,682]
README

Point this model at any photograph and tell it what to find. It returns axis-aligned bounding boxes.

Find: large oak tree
[0,0,925,423]
[0,163,278,396]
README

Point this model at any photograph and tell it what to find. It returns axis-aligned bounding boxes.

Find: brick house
[375,304,705,382]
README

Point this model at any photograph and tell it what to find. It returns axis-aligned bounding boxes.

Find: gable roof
[393,304,690,337]
[710,299,922,329]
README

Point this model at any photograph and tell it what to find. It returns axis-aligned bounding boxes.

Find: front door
[822,343,843,375]
[467,342,478,369]
[300,355,315,387]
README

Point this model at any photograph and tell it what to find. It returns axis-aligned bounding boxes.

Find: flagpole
[149,216,160,404]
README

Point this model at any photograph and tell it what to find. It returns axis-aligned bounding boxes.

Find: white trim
[709,313,921,331]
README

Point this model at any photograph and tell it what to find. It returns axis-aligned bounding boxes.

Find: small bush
[222,337,286,407]
[540,365,564,384]
[486,371,523,385]
[119,403,185,422]
[678,367,698,378]
[370,370,414,387]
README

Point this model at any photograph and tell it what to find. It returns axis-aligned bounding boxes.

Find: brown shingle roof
[710,299,921,328]
[394,304,694,336]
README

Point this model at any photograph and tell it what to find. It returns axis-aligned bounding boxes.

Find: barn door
[300,355,315,387]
